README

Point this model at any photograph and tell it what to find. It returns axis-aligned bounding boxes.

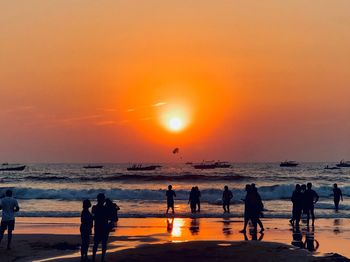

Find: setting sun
[168,117,183,132]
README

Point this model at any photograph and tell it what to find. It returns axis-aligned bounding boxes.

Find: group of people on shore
[0,183,344,261]
[80,193,119,262]
[290,183,342,228]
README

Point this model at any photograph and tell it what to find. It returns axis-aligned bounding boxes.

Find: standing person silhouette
[290,184,303,228]
[92,193,109,262]
[0,189,20,250]
[251,184,264,233]
[240,184,252,233]
[80,199,93,262]
[166,185,176,214]
[304,183,319,227]
[188,187,197,213]
[333,184,343,211]
[222,186,233,213]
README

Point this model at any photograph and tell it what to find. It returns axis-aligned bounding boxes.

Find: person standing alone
[166,185,176,214]
[0,189,20,250]
[333,184,343,211]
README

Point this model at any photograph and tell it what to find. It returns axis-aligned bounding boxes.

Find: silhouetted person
[80,199,93,262]
[251,184,264,233]
[290,184,303,228]
[105,198,120,232]
[166,185,176,214]
[188,187,197,213]
[92,193,109,262]
[304,183,319,226]
[222,185,233,213]
[240,184,261,233]
[333,184,343,211]
[0,189,19,250]
[194,186,201,212]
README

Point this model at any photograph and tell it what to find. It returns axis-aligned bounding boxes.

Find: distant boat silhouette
[324,165,340,170]
[214,161,231,168]
[0,163,26,171]
[185,162,193,165]
[83,165,103,169]
[193,161,231,169]
[127,164,160,171]
[336,160,350,168]
[280,161,299,167]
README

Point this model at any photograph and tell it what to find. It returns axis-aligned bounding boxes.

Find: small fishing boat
[214,161,231,168]
[0,163,26,171]
[336,160,350,168]
[83,165,104,169]
[193,161,217,170]
[324,165,340,170]
[127,164,160,171]
[280,161,299,167]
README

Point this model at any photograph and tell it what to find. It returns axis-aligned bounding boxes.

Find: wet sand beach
[1,217,350,261]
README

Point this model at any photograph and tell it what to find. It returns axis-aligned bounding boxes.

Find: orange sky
[1,1,350,162]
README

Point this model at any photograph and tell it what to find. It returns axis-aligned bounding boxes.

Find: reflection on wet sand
[333,219,341,234]
[222,218,233,236]
[189,218,200,235]
[243,230,264,241]
[291,226,319,252]
[166,218,185,237]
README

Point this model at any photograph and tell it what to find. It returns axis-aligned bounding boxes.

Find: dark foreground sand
[56,241,349,262]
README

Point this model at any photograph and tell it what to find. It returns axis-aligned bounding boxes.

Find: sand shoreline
[1,217,350,262]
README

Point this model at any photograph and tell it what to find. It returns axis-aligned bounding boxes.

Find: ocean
[1,163,349,219]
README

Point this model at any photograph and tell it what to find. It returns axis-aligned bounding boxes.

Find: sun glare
[159,104,190,133]
[169,117,183,132]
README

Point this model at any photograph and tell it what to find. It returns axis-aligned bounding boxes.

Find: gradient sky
[1,1,350,163]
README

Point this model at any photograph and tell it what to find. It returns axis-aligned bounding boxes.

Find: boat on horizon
[336,160,350,168]
[280,161,299,167]
[127,164,161,171]
[214,161,231,168]
[0,163,26,171]
[193,161,231,170]
[83,165,104,169]
[324,165,340,170]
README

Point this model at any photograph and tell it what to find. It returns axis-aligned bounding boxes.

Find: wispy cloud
[152,102,166,107]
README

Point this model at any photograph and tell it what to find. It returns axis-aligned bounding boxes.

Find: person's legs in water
[306,208,310,226]
[92,237,100,262]
[81,234,89,261]
[311,207,315,226]
[166,204,170,214]
[0,226,5,245]
[257,218,264,232]
[101,238,107,262]
[334,198,340,211]
[227,203,230,213]
[222,203,227,213]
[7,229,12,250]
[251,217,258,233]
[295,209,301,228]
[240,215,249,233]
[197,201,201,212]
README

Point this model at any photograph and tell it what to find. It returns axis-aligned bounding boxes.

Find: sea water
[0,163,349,218]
